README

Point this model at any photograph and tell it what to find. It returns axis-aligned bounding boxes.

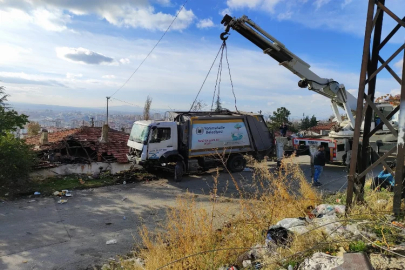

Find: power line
[110,97,160,112]
[109,0,189,98]
[110,97,141,108]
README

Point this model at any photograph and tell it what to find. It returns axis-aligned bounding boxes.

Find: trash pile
[218,203,405,270]
[113,168,158,184]
[53,189,72,204]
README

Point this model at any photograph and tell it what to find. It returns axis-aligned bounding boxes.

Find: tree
[300,114,311,130]
[27,121,41,136]
[143,95,152,120]
[0,87,35,184]
[0,134,36,185]
[0,87,29,135]
[300,114,318,130]
[191,99,207,112]
[310,115,318,127]
[268,107,291,131]
[0,86,9,107]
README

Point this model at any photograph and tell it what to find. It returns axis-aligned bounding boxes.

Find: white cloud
[277,11,292,20]
[32,8,71,31]
[226,0,281,12]
[56,47,115,65]
[220,8,231,16]
[395,59,403,69]
[197,18,214,29]
[102,75,116,79]
[66,73,83,79]
[341,0,353,8]
[0,0,195,31]
[227,0,262,9]
[313,0,331,10]
[119,58,131,64]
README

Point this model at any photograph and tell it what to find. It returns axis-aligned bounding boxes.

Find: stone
[332,253,373,270]
[369,253,405,269]
[298,252,343,270]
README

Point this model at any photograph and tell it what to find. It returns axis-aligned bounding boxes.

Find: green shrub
[0,134,37,184]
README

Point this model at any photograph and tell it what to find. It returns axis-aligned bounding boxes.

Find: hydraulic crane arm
[221,14,357,128]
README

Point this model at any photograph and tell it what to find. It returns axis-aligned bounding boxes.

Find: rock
[298,252,343,270]
[242,260,252,268]
[106,239,117,245]
[370,253,405,269]
[332,253,373,270]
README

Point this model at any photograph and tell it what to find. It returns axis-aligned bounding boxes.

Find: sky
[0,0,404,119]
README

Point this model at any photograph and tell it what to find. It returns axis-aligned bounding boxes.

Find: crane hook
[220,32,229,41]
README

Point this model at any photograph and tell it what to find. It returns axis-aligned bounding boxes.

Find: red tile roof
[25,127,130,163]
[309,122,336,132]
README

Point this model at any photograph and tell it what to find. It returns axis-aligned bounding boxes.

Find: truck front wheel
[227,155,246,173]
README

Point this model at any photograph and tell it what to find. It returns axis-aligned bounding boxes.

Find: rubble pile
[217,204,405,270]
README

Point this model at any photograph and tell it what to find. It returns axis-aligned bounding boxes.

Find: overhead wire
[211,42,225,111]
[224,42,239,112]
[109,0,189,98]
[189,42,224,111]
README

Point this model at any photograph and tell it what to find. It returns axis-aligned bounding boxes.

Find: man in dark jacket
[279,123,288,137]
[313,145,326,186]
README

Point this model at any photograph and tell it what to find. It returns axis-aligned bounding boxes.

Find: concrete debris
[106,239,117,245]
[370,253,405,269]
[298,252,343,270]
[332,253,373,270]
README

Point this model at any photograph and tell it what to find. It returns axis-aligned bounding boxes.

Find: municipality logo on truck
[191,120,249,149]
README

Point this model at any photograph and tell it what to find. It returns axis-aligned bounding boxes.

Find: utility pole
[106,96,110,127]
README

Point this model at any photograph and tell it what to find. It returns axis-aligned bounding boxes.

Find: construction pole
[106,96,110,127]
[358,0,385,202]
[347,0,375,206]
[393,50,405,215]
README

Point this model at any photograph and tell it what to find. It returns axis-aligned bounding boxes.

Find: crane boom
[221,14,357,128]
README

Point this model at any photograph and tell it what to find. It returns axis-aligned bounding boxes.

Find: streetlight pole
[106,96,110,126]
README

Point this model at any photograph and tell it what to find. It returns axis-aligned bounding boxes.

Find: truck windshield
[129,124,149,143]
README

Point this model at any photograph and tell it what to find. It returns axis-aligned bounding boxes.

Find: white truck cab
[127,120,178,164]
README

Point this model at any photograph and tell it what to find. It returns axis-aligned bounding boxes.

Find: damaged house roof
[25,127,130,164]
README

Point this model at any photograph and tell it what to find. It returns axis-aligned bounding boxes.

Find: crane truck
[220,14,399,164]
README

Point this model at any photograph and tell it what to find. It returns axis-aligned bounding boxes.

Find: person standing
[279,122,288,137]
[313,145,326,186]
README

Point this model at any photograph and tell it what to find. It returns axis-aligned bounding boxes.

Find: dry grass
[117,158,324,270]
[118,158,400,270]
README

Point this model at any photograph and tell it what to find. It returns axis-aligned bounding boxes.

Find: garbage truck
[127,110,274,181]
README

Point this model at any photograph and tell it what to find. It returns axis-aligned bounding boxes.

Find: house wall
[30,162,134,178]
